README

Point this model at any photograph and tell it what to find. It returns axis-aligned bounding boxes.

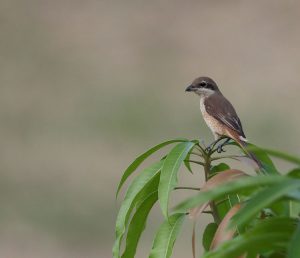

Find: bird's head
[185,76,220,96]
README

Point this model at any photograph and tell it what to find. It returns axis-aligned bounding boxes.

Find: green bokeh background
[1,1,299,257]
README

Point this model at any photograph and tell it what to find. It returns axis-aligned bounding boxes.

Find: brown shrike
[186,76,262,168]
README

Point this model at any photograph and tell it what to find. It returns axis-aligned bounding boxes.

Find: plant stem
[174,186,201,191]
[188,160,205,166]
[191,152,202,157]
[202,210,213,214]
[211,155,246,161]
[203,152,221,224]
[196,143,205,153]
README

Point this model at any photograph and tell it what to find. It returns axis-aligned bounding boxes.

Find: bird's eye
[200,81,207,87]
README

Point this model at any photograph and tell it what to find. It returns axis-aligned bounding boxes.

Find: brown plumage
[204,93,246,139]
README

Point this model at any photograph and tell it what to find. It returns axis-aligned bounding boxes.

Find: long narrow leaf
[189,170,246,222]
[149,213,185,258]
[113,161,163,258]
[202,223,218,252]
[210,163,230,174]
[122,190,158,258]
[116,139,187,197]
[158,141,196,218]
[203,218,296,258]
[184,148,194,174]
[245,144,277,171]
[174,176,286,213]
[288,222,300,258]
[184,140,200,174]
[290,200,300,218]
[231,179,300,228]
[215,193,241,221]
[288,168,300,179]
[210,204,242,250]
[263,148,300,166]
[230,142,279,174]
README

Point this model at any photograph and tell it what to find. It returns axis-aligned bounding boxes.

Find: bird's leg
[216,137,231,153]
[205,137,224,153]
[205,142,214,153]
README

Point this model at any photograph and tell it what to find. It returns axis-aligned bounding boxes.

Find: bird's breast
[199,97,225,136]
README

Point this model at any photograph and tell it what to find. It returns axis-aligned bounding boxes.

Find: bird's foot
[205,146,212,153]
[205,141,218,153]
[216,144,226,153]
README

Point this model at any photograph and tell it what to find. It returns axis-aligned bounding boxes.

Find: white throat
[199,95,207,114]
[195,88,215,97]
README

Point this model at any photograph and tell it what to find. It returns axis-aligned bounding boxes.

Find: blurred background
[1,0,300,257]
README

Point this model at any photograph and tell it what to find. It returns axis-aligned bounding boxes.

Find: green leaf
[246,143,279,175]
[116,139,187,197]
[216,193,241,221]
[121,190,158,258]
[203,218,296,258]
[230,142,279,175]
[149,213,185,258]
[246,252,261,258]
[210,163,239,220]
[288,168,300,179]
[231,179,300,228]
[210,163,230,174]
[113,161,163,258]
[184,148,194,174]
[286,170,300,217]
[288,222,300,258]
[184,140,200,174]
[174,175,285,213]
[247,144,275,166]
[262,148,300,166]
[158,141,196,218]
[287,190,300,201]
[290,200,300,218]
[203,223,218,251]
[269,199,290,217]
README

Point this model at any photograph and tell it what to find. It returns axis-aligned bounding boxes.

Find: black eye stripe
[198,81,214,90]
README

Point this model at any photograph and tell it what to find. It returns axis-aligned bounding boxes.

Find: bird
[185,76,262,169]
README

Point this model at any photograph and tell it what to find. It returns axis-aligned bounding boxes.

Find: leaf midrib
[163,215,183,258]
[162,142,194,216]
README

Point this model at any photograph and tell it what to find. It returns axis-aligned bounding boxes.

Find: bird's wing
[204,94,246,138]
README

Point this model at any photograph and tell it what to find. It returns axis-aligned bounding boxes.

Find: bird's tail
[237,140,263,170]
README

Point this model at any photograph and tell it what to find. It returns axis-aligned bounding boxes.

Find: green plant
[113,138,300,258]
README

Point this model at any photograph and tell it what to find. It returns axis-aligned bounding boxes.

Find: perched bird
[185,76,262,168]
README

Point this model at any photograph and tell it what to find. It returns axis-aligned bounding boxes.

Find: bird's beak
[185,85,195,92]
